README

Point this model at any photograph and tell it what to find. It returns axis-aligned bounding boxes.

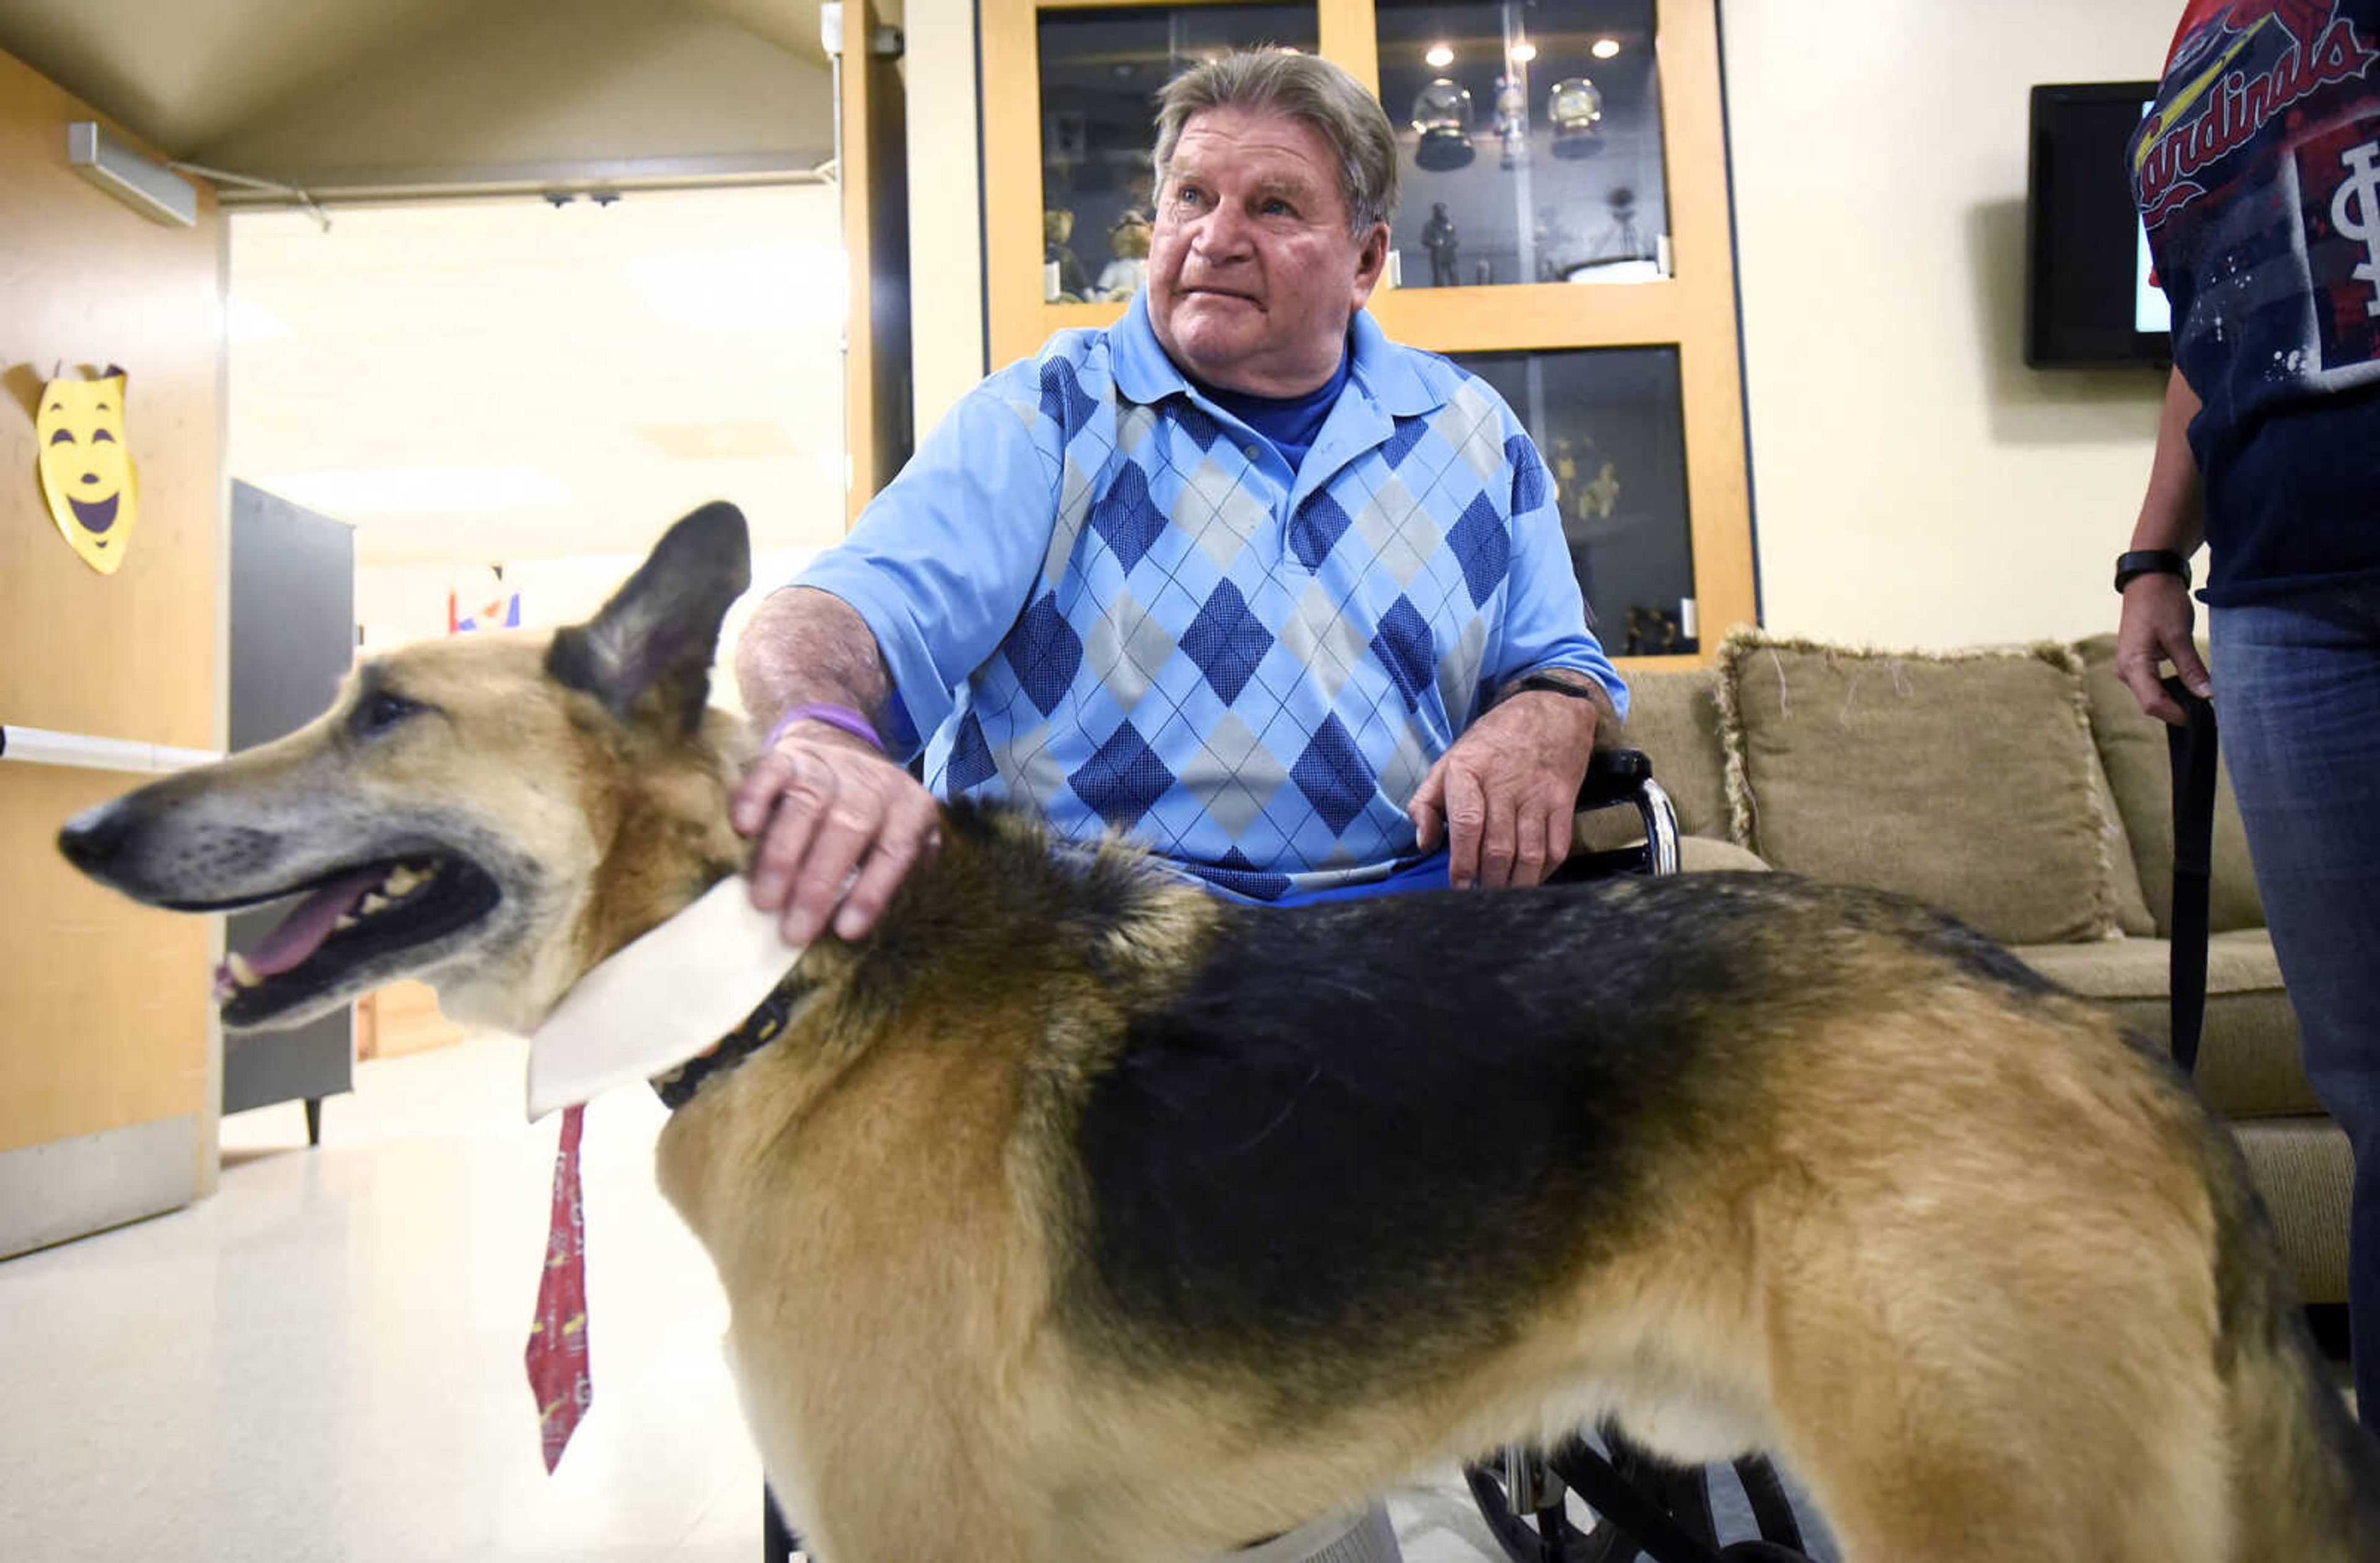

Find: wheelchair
[764,748,1822,1563]
[1456,750,1817,1563]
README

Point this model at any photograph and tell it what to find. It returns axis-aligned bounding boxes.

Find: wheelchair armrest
[1576,747,1654,812]
[1562,747,1682,879]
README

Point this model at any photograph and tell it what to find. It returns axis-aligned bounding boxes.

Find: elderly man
[732,48,1626,950]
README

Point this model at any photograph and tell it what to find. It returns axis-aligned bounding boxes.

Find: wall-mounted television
[2025,82,2172,368]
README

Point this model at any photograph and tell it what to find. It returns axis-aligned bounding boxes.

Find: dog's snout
[57,801,132,874]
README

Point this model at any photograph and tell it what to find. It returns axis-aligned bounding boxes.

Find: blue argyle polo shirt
[795,291,1626,901]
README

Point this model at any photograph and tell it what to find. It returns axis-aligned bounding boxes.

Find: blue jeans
[2212,583,2380,1431]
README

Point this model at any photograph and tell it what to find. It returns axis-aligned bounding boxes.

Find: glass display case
[1036,5,1321,301]
[1378,0,1664,288]
[1451,346,1697,654]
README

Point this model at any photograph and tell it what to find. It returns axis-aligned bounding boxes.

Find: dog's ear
[548,501,751,733]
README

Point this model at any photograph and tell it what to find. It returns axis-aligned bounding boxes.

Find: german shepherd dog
[58,505,2380,1562]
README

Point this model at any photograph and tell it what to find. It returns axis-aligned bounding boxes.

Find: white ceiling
[227,184,851,566]
[0,0,832,170]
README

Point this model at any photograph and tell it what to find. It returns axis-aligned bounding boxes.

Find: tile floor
[0,1035,1827,1563]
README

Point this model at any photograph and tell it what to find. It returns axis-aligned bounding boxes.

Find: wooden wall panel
[0,46,224,1203]
[0,51,224,751]
[0,766,214,1155]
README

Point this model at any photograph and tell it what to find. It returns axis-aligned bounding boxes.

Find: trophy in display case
[1549,76,1605,158]
[1493,74,1529,170]
[1551,431,1622,527]
[1096,212,1151,301]
[1533,205,1580,281]
[1624,605,1683,657]
[1410,77,1476,170]
[1582,455,1621,521]
[1043,208,1090,302]
[1421,202,1461,287]
[1595,187,1646,265]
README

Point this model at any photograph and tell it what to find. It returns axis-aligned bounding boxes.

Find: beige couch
[1597,628,2352,1304]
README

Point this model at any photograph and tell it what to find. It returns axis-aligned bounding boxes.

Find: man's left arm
[1408,434,1628,889]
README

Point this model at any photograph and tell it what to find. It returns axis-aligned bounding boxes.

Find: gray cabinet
[223,481,356,1140]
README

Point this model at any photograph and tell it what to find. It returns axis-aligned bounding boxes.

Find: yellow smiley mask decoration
[37,369,141,575]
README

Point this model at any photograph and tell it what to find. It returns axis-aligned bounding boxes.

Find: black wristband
[1512,673,1604,703]
[2114,548,2191,593]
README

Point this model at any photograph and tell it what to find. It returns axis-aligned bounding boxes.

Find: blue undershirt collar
[1194,348,1351,475]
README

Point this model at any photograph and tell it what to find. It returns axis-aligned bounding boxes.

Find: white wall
[356,548,820,716]
[1721,0,2180,648]
[904,0,990,435]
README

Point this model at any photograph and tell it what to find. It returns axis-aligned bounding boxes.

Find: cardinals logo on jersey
[2135,1,2380,227]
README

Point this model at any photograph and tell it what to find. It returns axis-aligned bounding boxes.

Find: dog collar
[524,875,807,1120]
[650,971,814,1111]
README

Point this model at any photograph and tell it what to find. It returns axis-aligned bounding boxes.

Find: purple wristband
[764,702,884,754]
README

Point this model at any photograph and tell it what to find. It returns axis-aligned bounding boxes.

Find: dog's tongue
[222,868,384,985]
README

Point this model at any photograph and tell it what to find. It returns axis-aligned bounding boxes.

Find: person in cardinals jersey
[2120,0,2380,1432]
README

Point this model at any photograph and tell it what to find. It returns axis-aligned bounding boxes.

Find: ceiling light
[1592,38,1622,59]
[66,121,196,227]
[1425,42,1453,68]
[1511,40,1538,63]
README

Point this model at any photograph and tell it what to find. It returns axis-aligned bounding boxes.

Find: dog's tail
[2200,1116,2380,1560]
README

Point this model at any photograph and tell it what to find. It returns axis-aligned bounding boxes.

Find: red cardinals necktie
[525,1104,592,1471]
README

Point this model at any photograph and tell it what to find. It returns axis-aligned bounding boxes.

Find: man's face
[1146,106,1389,397]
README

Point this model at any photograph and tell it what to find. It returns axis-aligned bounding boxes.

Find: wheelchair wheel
[1468,1430,1811,1563]
[1462,1451,1618,1563]
[1724,1455,1805,1554]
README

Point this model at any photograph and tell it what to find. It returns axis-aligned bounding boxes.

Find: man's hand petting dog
[732,724,941,947]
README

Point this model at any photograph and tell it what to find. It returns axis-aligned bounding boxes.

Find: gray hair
[1151,50,1399,235]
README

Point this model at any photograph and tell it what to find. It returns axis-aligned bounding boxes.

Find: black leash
[2162,675,2219,1079]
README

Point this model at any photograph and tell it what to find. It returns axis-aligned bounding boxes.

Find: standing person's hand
[2114,574,2211,727]
[2117,368,2210,728]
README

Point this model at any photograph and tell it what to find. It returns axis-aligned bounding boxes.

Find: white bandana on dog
[525,875,806,1120]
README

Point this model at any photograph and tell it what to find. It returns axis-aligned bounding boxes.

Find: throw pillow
[1715,631,2120,946]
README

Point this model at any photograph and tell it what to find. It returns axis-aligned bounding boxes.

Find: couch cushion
[2229,1118,2355,1306]
[2089,746,2159,937]
[2073,634,2265,935]
[1714,632,2120,946]
[1613,667,1729,839]
[2011,930,2314,1119]
[1678,835,1770,873]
